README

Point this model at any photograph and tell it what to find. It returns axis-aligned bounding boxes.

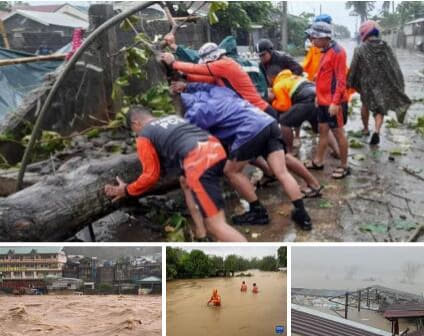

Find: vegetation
[166,247,286,280]
[346,1,375,23]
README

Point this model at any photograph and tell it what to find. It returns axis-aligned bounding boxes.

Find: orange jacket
[209,289,221,306]
[126,137,160,196]
[271,70,308,112]
[172,57,269,111]
[302,46,322,81]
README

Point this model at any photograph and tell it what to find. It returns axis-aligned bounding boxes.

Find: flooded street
[231,40,424,242]
[0,295,161,336]
[167,271,286,336]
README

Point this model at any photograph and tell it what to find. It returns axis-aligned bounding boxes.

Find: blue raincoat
[182,83,274,153]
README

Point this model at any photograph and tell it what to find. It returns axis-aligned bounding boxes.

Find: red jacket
[315,42,348,106]
[172,57,269,111]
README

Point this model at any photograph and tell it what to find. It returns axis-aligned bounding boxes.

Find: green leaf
[349,138,364,149]
[318,200,333,209]
[386,118,399,129]
[393,219,417,231]
[347,130,364,138]
[359,223,387,234]
[389,148,405,156]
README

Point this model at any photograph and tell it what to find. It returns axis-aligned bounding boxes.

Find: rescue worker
[174,82,314,230]
[256,38,303,86]
[207,289,221,306]
[267,66,340,167]
[160,43,279,120]
[302,14,333,81]
[252,283,259,293]
[347,20,411,145]
[305,21,350,179]
[163,33,268,99]
[241,281,248,292]
[104,106,247,242]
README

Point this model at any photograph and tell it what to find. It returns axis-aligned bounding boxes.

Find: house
[403,18,424,50]
[12,3,88,22]
[2,9,88,53]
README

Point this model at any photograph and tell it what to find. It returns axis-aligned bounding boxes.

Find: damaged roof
[384,304,424,319]
[3,10,88,28]
[292,305,391,336]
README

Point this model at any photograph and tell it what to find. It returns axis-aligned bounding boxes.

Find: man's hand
[267,88,275,102]
[171,81,187,94]
[329,104,340,116]
[164,33,177,51]
[160,52,175,65]
[104,176,127,203]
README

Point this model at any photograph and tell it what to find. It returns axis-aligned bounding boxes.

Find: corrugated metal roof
[13,4,65,13]
[3,10,88,28]
[406,18,424,25]
[138,276,161,283]
[384,304,424,319]
[292,305,391,336]
[0,246,64,255]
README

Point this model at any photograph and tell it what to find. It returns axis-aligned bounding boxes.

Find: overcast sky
[293,246,424,274]
[178,246,280,259]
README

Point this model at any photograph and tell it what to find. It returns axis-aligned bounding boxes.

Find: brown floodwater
[0,294,161,336]
[167,271,286,336]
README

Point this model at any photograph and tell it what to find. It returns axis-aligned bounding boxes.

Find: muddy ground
[0,294,161,336]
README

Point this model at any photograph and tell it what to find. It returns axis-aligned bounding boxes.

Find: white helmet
[198,42,226,64]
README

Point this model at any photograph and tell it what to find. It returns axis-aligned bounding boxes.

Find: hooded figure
[348,21,411,124]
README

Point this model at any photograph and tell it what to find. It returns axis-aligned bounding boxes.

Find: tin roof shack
[137,276,161,294]
[292,304,392,336]
[403,18,424,50]
[2,10,87,53]
[12,3,88,22]
[384,304,424,335]
[47,277,83,292]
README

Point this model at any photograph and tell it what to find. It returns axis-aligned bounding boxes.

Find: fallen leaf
[251,233,261,239]
[359,223,387,234]
[318,200,333,209]
[353,154,366,161]
[393,219,417,231]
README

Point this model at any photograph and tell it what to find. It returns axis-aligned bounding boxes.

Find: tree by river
[166,247,287,280]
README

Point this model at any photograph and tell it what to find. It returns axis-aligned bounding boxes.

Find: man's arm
[280,53,304,76]
[126,137,161,196]
[332,50,347,105]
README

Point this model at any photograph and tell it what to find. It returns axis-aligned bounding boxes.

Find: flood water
[0,294,161,336]
[167,270,287,336]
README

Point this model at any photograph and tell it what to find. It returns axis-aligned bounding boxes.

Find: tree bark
[0,153,178,241]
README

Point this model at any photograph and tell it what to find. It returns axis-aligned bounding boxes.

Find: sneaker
[370,132,380,145]
[232,208,269,225]
[291,208,312,230]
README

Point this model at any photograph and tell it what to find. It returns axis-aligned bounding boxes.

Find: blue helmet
[314,14,332,25]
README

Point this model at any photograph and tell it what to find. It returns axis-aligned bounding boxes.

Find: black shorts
[317,103,348,129]
[265,105,279,120]
[191,160,226,218]
[279,101,318,133]
[229,122,285,161]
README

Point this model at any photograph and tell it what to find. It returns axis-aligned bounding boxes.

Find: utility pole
[280,1,288,51]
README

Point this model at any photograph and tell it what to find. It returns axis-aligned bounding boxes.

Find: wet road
[167,271,286,336]
[230,40,424,242]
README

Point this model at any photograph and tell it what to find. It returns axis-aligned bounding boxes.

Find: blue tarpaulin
[0,47,63,122]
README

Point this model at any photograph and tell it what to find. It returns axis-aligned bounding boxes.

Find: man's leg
[281,126,294,153]
[205,211,247,242]
[293,127,301,147]
[361,105,370,134]
[328,130,340,158]
[332,127,349,168]
[285,153,320,189]
[266,150,312,230]
[224,159,269,225]
[180,177,207,239]
[370,112,384,145]
[313,123,330,166]
[224,159,257,202]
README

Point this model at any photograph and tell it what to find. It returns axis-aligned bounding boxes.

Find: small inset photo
[166,245,287,336]
[0,246,162,336]
[292,246,424,336]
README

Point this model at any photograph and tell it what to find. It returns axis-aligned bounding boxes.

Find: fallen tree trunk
[0,153,178,241]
